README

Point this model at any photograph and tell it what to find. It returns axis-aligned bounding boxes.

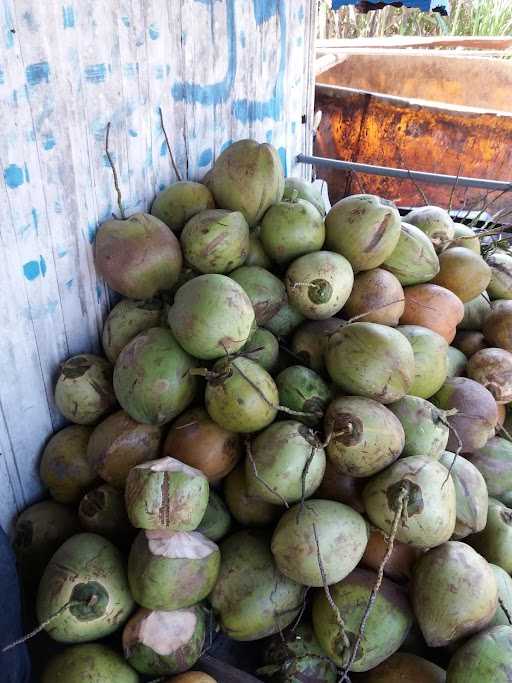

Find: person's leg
[0,527,31,683]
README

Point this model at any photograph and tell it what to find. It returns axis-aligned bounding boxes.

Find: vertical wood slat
[0,0,315,530]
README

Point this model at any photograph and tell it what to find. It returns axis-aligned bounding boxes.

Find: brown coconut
[315,459,366,513]
[343,268,405,326]
[453,331,487,358]
[467,347,512,404]
[360,527,422,583]
[400,284,464,343]
[483,300,512,351]
[356,652,446,682]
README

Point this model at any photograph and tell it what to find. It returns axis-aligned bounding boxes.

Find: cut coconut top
[125,607,197,656]
[134,456,205,477]
[146,530,218,559]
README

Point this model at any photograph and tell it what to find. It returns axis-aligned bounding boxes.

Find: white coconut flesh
[134,456,205,478]
[127,608,198,656]
[146,530,218,559]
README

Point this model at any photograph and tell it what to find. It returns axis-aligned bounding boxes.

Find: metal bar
[296,154,512,192]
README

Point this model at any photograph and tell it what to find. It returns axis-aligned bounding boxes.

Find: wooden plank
[316,35,512,50]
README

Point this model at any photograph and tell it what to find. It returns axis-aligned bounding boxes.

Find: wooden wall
[0,0,315,529]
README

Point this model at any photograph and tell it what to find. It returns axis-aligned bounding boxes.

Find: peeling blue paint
[278,147,287,176]
[198,148,213,167]
[121,15,130,27]
[266,130,273,143]
[85,63,107,83]
[26,62,50,86]
[159,183,165,191]
[31,208,39,235]
[43,134,56,150]
[65,278,74,289]
[4,164,24,188]
[253,0,278,24]
[23,300,59,320]
[0,68,4,85]
[96,283,103,302]
[123,63,138,79]
[298,4,305,21]
[297,36,302,46]
[128,129,138,137]
[220,139,233,153]
[63,6,75,28]
[160,141,167,157]
[4,4,15,48]
[153,65,164,80]
[23,256,46,281]
[57,247,68,258]
[148,24,159,40]
[87,223,97,244]
[291,121,297,135]
[12,90,17,106]
[54,201,63,214]
[240,31,246,48]
[24,163,30,182]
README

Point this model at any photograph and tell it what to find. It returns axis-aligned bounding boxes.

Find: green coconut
[229,265,287,324]
[388,395,449,459]
[470,437,512,497]
[123,605,205,675]
[263,301,305,337]
[432,247,491,303]
[87,410,162,488]
[113,328,197,425]
[487,251,512,299]
[95,213,182,298]
[325,322,415,403]
[260,198,325,265]
[13,501,78,586]
[412,541,497,647]
[291,318,343,372]
[446,625,512,682]
[439,452,488,539]
[55,354,116,425]
[403,206,455,251]
[483,299,512,351]
[78,484,132,542]
[356,652,446,682]
[125,457,209,531]
[363,455,456,548]
[196,490,231,542]
[459,293,491,331]
[42,644,139,683]
[489,563,512,627]
[324,396,405,477]
[102,298,163,363]
[470,498,512,574]
[397,325,448,399]
[275,365,331,426]
[224,463,281,526]
[432,377,498,453]
[244,421,325,504]
[467,347,512,403]
[168,273,255,359]
[151,180,215,233]
[285,250,354,319]
[40,425,96,503]
[246,229,272,269]
[282,177,326,216]
[325,194,401,272]
[128,529,220,610]
[180,209,249,274]
[209,529,305,641]
[312,567,413,671]
[449,223,481,254]
[383,221,440,285]
[206,140,284,227]
[271,500,368,587]
[36,532,134,643]
[205,356,278,433]
[446,346,467,377]
[242,327,279,372]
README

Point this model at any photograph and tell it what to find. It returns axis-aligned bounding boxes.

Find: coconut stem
[436,412,463,486]
[448,162,463,213]
[313,522,351,655]
[299,444,317,516]
[497,424,512,443]
[499,597,512,625]
[343,298,405,325]
[339,485,410,682]
[291,586,311,631]
[407,169,429,206]
[350,170,367,195]
[245,439,289,508]
[1,599,81,652]
[105,122,125,220]
[158,106,182,182]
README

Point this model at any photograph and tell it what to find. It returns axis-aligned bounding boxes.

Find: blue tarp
[331,1,450,15]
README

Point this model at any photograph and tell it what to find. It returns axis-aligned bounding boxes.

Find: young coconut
[260,197,325,264]
[245,421,326,505]
[291,318,343,372]
[224,463,281,526]
[388,396,449,459]
[470,498,512,574]
[439,452,488,539]
[163,407,241,483]
[360,527,421,583]
[282,177,326,216]
[432,377,498,453]
[42,643,139,683]
[263,300,305,337]
[382,221,440,285]
[400,283,464,343]
[170,675,217,683]
[270,500,368,587]
[446,625,512,682]
[36,532,134,642]
[78,484,132,543]
[102,298,164,363]
[125,457,208,531]
[452,330,487,357]
[483,299,512,351]
[123,605,205,675]
[343,268,405,326]
[467,347,512,403]
[411,541,498,647]
[486,251,512,299]
[275,365,331,426]
[55,354,116,425]
[285,250,354,320]
[489,563,512,627]
[397,325,448,399]
[95,213,182,298]
[432,247,491,302]
[196,490,231,542]
[446,346,467,378]
[209,529,305,641]
[403,205,455,250]
[325,194,401,272]
[459,293,491,331]
[312,567,413,671]
[470,437,512,498]
[204,356,279,433]
[180,209,249,274]
[128,530,220,610]
[324,396,405,477]
[151,180,215,232]
[325,322,415,404]
[362,455,456,548]
[40,425,96,503]
[168,274,255,359]
[87,410,162,488]
[246,229,272,269]
[229,265,287,324]
[205,139,284,227]
[242,327,279,372]
[315,460,366,513]
[447,222,481,254]
[355,652,446,682]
